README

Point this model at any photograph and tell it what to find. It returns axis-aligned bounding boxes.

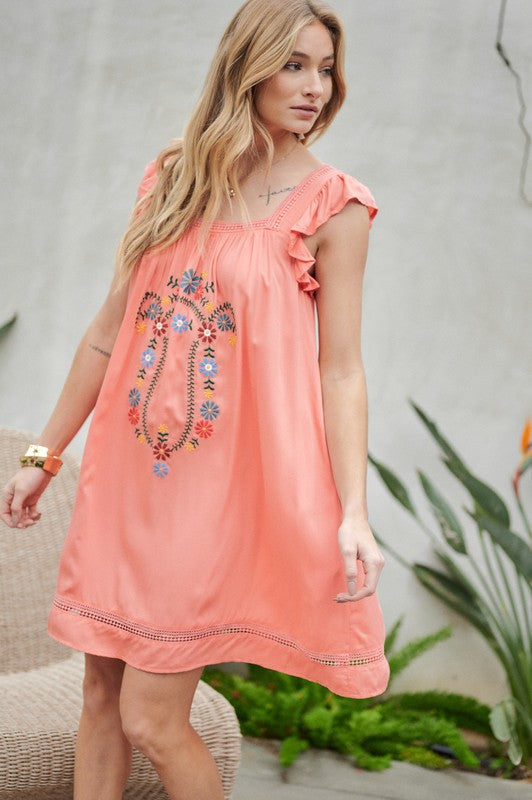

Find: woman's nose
[303,70,324,98]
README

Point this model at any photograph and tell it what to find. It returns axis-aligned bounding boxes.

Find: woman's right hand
[1,468,52,529]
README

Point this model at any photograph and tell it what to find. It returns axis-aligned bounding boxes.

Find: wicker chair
[0,427,241,799]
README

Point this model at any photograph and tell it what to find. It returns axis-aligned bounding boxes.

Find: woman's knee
[120,702,192,761]
[81,654,125,717]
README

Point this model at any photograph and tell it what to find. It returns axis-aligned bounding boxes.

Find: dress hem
[48,597,390,700]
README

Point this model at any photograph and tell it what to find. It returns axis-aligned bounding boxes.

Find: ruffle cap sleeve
[288,169,378,294]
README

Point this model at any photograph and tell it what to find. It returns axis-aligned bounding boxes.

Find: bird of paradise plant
[513,419,532,538]
[369,402,532,766]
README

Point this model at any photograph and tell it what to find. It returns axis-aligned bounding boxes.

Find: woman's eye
[320,67,334,77]
[284,62,302,71]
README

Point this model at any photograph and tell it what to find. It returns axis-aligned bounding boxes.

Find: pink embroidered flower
[153,316,168,337]
[194,419,214,439]
[128,408,140,425]
[197,324,217,343]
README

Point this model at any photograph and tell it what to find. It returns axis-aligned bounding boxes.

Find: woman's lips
[291,106,318,119]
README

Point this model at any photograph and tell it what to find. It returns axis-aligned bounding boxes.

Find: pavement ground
[232,737,531,800]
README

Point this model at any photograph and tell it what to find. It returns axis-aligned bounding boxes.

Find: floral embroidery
[146,302,162,320]
[141,348,157,368]
[197,324,216,343]
[199,357,218,377]
[180,268,201,295]
[153,316,168,337]
[200,401,220,420]
[129,388,141,407]
[217,314,232,331]
[153,442,172,460]
[130,272,236,475]
[194,419,214,438]
[153,461,169,478]
[171,313,190,334]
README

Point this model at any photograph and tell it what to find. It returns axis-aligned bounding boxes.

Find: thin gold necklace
[228,139,300,198]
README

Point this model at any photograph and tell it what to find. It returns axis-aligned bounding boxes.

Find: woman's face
[255,21,335,139]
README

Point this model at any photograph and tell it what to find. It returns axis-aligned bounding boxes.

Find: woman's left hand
[335,517,385,603]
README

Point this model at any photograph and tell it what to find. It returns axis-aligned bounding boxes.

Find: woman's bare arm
[1,276,130,528]
[312,200,385,602]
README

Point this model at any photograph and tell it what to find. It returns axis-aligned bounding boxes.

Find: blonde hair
[115,0,346,285]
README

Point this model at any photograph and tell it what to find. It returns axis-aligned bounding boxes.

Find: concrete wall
[1,0,531,703]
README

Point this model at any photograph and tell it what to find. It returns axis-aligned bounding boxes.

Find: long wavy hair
[115,0,346,285]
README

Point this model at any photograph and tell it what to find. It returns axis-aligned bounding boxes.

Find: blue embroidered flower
[171,313,189,334]
[200,400,220,420]
[180,269,201,295]
[141,348,157,368]
[128,388,141,406]
[199,357,218,377]
[146,301,161,320]
[216,313,232,331]
[153,461,169,478]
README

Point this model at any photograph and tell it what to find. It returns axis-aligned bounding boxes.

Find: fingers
[1,480,42,528]
[334,555,385,603]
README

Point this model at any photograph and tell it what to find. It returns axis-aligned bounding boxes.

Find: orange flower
[136,321,147,334]
[158,423,169,434]
[520,419,531,455]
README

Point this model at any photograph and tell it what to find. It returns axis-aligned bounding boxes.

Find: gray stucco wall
[1,0,531,703]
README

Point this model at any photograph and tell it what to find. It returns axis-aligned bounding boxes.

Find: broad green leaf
[413,563,492,641]
[417,470,467,553]
[368,454,416,515]
[0,312,17,339]
[409,400,467,468]
[444,458,510,527]
[508,737,523,765]
[490,700,523,765]
[489,700,514,741]
[467,510,532,582]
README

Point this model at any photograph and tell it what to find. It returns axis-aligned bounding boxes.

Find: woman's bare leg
[119,664,223,800]
[74,654,132,800]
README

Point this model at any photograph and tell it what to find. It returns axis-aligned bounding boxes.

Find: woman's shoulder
[291,160,378,235]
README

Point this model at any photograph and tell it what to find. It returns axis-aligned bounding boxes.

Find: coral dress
[48,162,390,698]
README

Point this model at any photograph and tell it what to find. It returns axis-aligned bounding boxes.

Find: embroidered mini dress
[48,161,390,698]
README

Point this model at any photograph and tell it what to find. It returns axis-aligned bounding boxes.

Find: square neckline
[194,163,334,231]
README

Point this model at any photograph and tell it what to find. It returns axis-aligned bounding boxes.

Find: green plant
[0,313,17,340]
[204,618,498,774]
[369,401,532,765]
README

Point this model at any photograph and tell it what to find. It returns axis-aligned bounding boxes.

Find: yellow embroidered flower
[185,442,195,452]
[201,271,208,280]
[136,321,147,334]
[228,333,237,347]
[158,423,169,434]
[204,301,213,311]
[161,296,171,306]
[137,434,146,444]
[204,389,214,399]
[136,378,144,387]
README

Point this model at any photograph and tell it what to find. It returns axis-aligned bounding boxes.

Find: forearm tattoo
[89,343,111,358]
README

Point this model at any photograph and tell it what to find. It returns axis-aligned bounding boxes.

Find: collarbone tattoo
[259,185,296,205]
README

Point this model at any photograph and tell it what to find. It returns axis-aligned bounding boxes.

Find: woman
[1,0,388,797]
